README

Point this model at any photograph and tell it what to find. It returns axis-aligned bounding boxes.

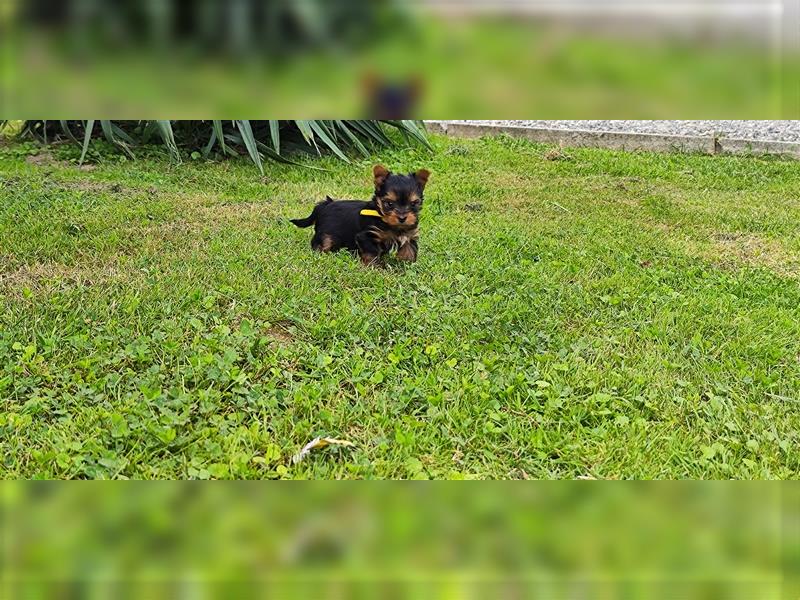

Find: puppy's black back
[309,200,369,252]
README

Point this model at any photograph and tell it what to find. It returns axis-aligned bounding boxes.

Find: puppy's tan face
[373,165,430,230]
[377,188,420,228]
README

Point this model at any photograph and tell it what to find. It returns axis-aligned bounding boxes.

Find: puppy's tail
[290,196,333,228]
[290,213,316,228]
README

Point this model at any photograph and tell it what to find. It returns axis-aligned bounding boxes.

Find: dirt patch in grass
[25,151,57,167]
[62,180,111,193]
[492,171,533,191]
[172,193,280,225]
[646,220,800,277]
[709,232,800,276]
[0,259,136,295]
[59,179,148,196]
[607,178,656,206]
[266,321,295,344]
[195,201,278,223]
[543,146,573,162]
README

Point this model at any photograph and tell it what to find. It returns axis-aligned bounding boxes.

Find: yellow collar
[360,209,382,217]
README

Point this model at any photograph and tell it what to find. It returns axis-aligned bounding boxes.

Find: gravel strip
[447,121,800,143]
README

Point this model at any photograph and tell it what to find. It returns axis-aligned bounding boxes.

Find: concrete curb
[426,121,800,160]
[716,137,800,159]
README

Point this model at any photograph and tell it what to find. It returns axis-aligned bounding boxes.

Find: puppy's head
[362,73,423,119]
[372,165,430,230]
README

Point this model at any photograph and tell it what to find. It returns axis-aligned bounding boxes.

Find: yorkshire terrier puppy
[291,165,430,266]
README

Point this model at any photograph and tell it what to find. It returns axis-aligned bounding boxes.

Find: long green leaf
[155,120,180,162]
[318,120,338,142]
[99,120,114,143]
[295,120,322,155]
[140,121,159,144]
[100,120,135,159]
[294,120,314,144]
[79,120,95,165]
[308,120,349,162]
[335,120,370,157]
[111,123,136,145]
[268,120,280,153]
[59,120,79,144]
[254,141,326,170]
[212,120,226,154]
[349,120,391,146]
[235,120,264,175]
[203,129,217,158]
[398,120,432,150]
[269,119,281,154]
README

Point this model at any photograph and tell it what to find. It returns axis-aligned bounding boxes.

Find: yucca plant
[4,120,430,173]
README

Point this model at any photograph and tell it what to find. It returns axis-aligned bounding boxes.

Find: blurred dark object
[19,0,403,57]
[362,73,423,119]
[5,1,795,117]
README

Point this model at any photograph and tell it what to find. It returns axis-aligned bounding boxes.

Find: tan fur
[373,164,390,189]
[360,253,379,266]
[370,226,419,249]
[319,234,335,252]
[396,243,417,262]
[381,212,401,227]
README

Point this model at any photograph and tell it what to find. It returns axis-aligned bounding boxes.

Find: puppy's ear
[408,75,424,102]
[362,72,379,95]
[414,169,431,191]
[373,165,390,190]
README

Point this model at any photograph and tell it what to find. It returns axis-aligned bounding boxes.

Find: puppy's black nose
[398,215,407,223]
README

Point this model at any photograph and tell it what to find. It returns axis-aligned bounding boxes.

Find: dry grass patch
[171,193,281,227]
[709,232,800,276]
[643,220,800,277]
[61,180,134,195]
[543,144,572,162]
[25,151,58,167]
[266,321,295,344]
[0,258,139,296]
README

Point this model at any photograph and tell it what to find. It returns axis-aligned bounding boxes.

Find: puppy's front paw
[360,253,383,268]
[396,243,417,262]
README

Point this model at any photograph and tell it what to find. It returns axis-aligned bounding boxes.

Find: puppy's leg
[355,231,383,267]
[311,233,337,252]
[396,239,418,262]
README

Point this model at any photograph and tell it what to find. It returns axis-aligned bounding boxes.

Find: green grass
[2,134,800,479]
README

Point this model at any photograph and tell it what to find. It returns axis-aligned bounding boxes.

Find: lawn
[1,133,800,479]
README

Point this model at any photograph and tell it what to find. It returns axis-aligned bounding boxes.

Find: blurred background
[0,483,794,599]
[2,4,800,596]
[1,0,797,117]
